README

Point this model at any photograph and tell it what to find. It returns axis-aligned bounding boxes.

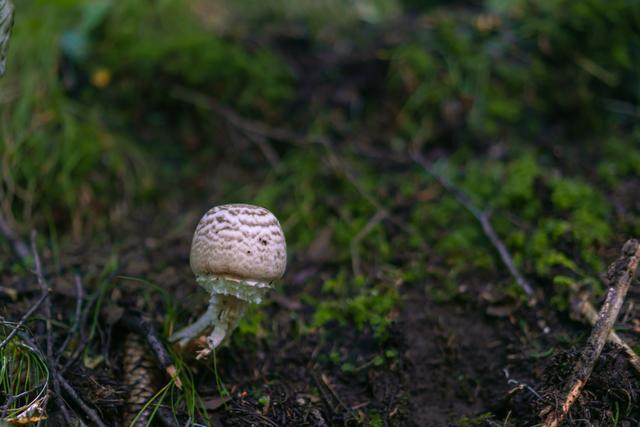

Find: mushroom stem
[170,294,218,346]
[206,294,247,349]
[170,293,248,353]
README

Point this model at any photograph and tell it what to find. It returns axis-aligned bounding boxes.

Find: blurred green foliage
[389,0,640,141]
[92,0,294,118]
[2,0,639,370]
[0,1,151,235]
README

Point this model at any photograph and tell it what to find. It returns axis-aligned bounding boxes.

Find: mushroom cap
[190,204,287,286]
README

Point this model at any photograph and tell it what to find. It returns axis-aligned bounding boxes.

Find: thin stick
[571,291,640,374]
[58,374,108,427]
[121,312,183,389]
[543,239,640,427]
[411,149,536,301]
[0,291,48,350]
[30,231,78,425]
[0,232,50,349]
[60,290,100,374]
[31,231,52,361]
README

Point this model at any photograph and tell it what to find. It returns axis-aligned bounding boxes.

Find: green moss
[410,150,616,304]
[313,286,398,337]
[458,412,495,426]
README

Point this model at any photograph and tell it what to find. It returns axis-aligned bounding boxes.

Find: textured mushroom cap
[190,204,287,284]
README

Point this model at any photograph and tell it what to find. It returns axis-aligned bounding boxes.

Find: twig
[0,291,49,350]
[60,289,100,374]
[120,312,183,389]
[58,374,108,427]
[571,290,640,374]
[30,231,78,425]
[410,149,536,302]
[31,231,52,362]
[0,232,50,350]
[543,239,640,427]
[0,210,30,260]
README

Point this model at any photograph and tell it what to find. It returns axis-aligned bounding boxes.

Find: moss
[408,149,616,304]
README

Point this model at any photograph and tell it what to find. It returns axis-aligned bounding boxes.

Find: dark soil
[400,291,513,426]
[2,183,640,427]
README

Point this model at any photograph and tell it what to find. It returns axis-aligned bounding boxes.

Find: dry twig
[58,374,108,427]
[571,289,640,374]
[31,232,52,361]
[121,312,182,389]
[30,231,76,425]
[0,291,48,350]
[543,239,640,427]
[410,149,536,302]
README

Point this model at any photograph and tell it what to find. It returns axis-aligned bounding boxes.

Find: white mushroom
[170,204,286,358]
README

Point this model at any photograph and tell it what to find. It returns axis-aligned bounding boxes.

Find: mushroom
[170,204,286,358]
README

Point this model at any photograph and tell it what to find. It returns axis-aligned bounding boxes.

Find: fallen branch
[410,149,536,302]
[121,312,182,389]
[58,374,108,427]
[571,290,640,374]
[543,239,640,427]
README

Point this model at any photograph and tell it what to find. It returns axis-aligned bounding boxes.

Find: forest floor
[2,1,640,426]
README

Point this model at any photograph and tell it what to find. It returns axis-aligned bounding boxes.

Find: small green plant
[313,284,398,337]
[0,323,50,425]
[458,412,495,426]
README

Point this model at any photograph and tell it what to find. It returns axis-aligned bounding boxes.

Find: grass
[0,323,49,425]
[106,276,214,426]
